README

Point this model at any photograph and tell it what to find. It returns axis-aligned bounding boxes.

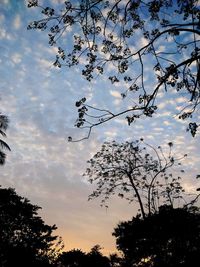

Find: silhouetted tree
[56,249,88,267]
[57,245,110,267]
[84,140,193,219]
[113,205,200,267]
[0,113,10,164]
[0,187,63,267]
[87,245,110,267]
[109,253,122,267]
[27,0,200,140]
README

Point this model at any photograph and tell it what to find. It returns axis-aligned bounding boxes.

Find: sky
[0,0,200,255]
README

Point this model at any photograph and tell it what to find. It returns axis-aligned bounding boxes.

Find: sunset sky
[0,0,200,255]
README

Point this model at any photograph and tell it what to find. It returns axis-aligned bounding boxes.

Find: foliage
[87,245,111,267]
[0,113,10,164]
[57,245,110,267]
[27,0,200,140]
[0,187,63,267]
[84,139,195,218]
[113,205,200,267]
[109,253,122,267]
[56,249,87,267]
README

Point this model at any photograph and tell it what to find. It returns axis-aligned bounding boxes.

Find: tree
[0,187,63,267]
[113,205,200,267]
[56,249,88,267]
[27,0,200,141]
[84,139,195,219]
[87,244,110,267]
[57,245,110,267]
[0,113,10,164]
[109,253,122,267]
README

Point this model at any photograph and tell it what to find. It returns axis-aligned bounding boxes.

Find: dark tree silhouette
[87,245,110,267]
[0,113,10,164]
[84,139,196,219]
[113,205,200,267]
[27,0,200,141]
[0,187,63,267]
[57,245,110,267]
[109,253,122,267]
[56,249,88,267]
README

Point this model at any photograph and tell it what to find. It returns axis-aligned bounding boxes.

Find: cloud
[11,53,22,64]
[115,118,127,125]
[154,127,164,132]
[157,102,167,109]
[2,0,9,4]
[163,120,172,126]
[110,90,122,98]
[0,14,5,23]
[37,58,52,69]
[0,28,13,40]
[104,130,117,138]
[13,14,21,30]
[176,96,187,103]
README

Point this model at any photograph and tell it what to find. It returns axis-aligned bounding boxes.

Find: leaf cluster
[27,0,200,140]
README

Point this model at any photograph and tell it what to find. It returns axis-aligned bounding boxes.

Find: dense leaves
[56,245,111,267]
[113,205,200,267]
[0,187,63,267]
[27,0,200,140]
[57,249,88,267]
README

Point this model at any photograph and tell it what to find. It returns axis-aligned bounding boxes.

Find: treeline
[1,186,200,267]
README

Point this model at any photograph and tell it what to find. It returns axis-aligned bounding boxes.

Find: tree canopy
[84,139,198,218]
[27,0,200,140]
[113,205,200,267]
[0,187,63,267]
[56,245,111,267]
[57,249,88,267]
